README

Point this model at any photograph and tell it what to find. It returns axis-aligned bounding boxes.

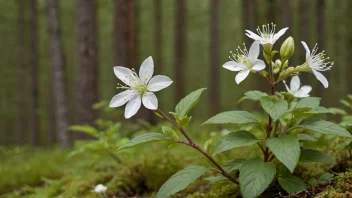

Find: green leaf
[205,176,227,184]
[299,149,335,164]
[203,111,258,125]
[162,126,179,140]
[156,166,208,198]
[204,138,213,152]
[238,91,268,103]
[175,88,207,118]
[260,96,288,121]
[278,174,307,194]
[222,159,245,172]
[293,120,352,138]
[308,172,334,186]
[69,125,99,138]
[213,131,258,156]
[297,134,317,141]
[305,106,331,115]
[294,97,320,110]
[239,158,276,198]
[266,135,300,172]
[328,108,347,116]
[117,133,170,151]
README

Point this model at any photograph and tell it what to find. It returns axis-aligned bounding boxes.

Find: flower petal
[290,76,301,92]
[312,69,329,88]
[245,30,262,41]
[142,92,158,110]
[223,61,246,71]
[139,56,154,83]
[147,75,173,92]
[295,85,312,98]
[235,69,250,84]
[109,89,138,107]
[251,60,266,71]
[301,41,311,59]
[273,27,288,41]
[114,66,138,87]
[283,80,292,93]
[124,95,142,119]
[248,41,260,61]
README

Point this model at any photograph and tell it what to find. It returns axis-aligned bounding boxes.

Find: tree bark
[16,0,26,145]
[241,0,257,45]
[29,0,40,146]
[316,0,326,97]
[209,0,220,115]
[47,0,71,147]
[266,0,276,23]
[174,0,186,101]
[76,0,99,138]
[154,0,162,73]
[113,0,128,66]
[299,0,309,62]
[127,0,137,68]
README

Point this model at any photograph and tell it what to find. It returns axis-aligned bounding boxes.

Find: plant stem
[155,109,239,185]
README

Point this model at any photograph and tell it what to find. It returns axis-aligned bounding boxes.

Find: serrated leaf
[308,172,334,186]
[260,96,288,121]
[239,158,276,198]
[175,88,207,118]
[294,97,320,110]
[238,91,268,103]
[205,176,227,184]
[222,159,245,172]
[299,149,335,164]
[293,120,352,138]
[156,166,208,198]
[203,111,258,125]
[117,133,170,151]
[278,174,307,194]
[305,106,331,114]
[297,134,317,141]
[266,135,300,172]
[213,131,258,156]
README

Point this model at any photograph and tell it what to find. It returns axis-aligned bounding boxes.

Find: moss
[315,170,352,198]
[187,180,240,198]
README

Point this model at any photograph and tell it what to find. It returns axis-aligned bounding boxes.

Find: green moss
[315,170,352,198]
[187,180,240,198]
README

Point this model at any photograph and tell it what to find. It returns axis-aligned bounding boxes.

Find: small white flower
[301,41,333,88]
[94,184,107,193]
[109,56,173,118]
[245,23,288,45]
[223,41,266,84]
[283,76,312,98]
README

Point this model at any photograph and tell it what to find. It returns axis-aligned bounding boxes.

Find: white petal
[248,41,260,61]
[245,30,262,40]
[139,56,154,83]
[109,89,138,107]
[312,69,329,88]
[290,76,301,92]
[251,60,266,71]
[113,66,138,87]
[295,85,312,97]
[273,27,288,41]
[283,80,292,93]
[147,75,173,92]
[235,69,250,84]
[142,92,158,110]
[301,41,311,59]
[124,95,142,118]
[223,61,246,71]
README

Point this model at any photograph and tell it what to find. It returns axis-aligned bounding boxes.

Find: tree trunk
[29,0,40,146]
[113,0,128,67]
[266,0,276,23]
[127,0,137,68]
[316,0,326,98]
[76,0,99,138]
[279,0,292,34]
[154,0,162,73]
[47,0,71,147]
[241,0,257,45]
[298,0,309,83]
[16,0,26,145]
[174,0,186,101]
[209,0,220,115]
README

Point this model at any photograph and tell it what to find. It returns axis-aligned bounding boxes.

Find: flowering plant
[111,24,350,198]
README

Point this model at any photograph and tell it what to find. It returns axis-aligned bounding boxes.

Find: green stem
[155,109,239,185]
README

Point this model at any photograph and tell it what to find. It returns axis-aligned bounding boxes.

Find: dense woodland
[1,0,352,147]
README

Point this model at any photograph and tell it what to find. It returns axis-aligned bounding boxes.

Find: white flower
[245,23,288,45]
[94,184,107,193]
[223,41,266,84]
[301,41,333,88]
[283,76,312,98]
[109,56,173,118]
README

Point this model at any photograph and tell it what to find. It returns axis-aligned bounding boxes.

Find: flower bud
[280,37,294,61]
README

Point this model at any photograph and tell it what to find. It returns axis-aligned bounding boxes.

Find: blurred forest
[0,0,351,147]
